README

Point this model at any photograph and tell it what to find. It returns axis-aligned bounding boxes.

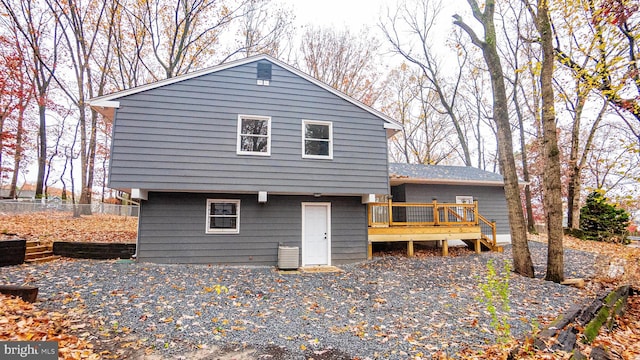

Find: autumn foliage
[0,212,137,243]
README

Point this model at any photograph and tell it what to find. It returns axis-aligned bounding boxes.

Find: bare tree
[454,0,535,277]
[1,0,59,199]
[130,0,250,80]
[235,0,294,58]
[385,64,454,164]
[298,26,385,106]
[44,0,120,213]
[381,0,473,166]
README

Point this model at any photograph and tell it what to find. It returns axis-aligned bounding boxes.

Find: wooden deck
[367,200,501,258]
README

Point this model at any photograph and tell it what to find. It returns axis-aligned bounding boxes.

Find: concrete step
[24,255,60,264]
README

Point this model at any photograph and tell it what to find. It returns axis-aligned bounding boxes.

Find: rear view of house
[90,55,401,266]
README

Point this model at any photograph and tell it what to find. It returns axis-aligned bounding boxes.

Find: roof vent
[257,62,271,86]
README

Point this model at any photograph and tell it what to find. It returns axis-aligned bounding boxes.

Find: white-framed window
[206,199,240,234]
[237,115,271,156]
[302,120,333,159]
[456,196,474,222]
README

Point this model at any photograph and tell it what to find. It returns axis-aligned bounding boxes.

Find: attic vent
[257,62,271,86]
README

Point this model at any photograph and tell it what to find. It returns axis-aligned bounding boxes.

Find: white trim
[87,54,402,132]
[301,202,332,266]
[302,120,333,159]
[206,199,241,234]
[384,122,402,130]
[390,178,507,187]
[131,188,148,200]
[455,195,474,204]
[236,114,271,156]
[88,99,120,108]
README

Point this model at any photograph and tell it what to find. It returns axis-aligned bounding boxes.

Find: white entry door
[302,203,331,266]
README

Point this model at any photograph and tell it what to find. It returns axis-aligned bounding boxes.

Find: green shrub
[579,191,630,244]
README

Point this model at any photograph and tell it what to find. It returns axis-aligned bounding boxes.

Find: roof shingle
[389,163,504,185]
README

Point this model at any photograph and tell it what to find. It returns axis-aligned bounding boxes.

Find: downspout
[115,193,140,259]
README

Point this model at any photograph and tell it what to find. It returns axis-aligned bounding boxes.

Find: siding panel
[400,184,510,236]
[137,192,367,265]
[109,61,390,195]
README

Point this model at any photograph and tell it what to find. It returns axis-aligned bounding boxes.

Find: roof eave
[390,178,506,187]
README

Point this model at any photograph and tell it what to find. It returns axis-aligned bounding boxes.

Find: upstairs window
[302,120,333,159]
[206,199,240,234]
[237,115,271,156]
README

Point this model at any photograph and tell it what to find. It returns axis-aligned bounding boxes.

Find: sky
[279,0,393,31]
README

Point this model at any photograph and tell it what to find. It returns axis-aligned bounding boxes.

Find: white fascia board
[384,122,403,130]
[88,100,120,108]
[390,178,506,187]
[87,55,403,130]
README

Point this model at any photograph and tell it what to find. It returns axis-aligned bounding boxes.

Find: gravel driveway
[0,242,598,359]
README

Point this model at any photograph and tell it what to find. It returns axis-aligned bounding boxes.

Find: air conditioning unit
[278,246,299,270]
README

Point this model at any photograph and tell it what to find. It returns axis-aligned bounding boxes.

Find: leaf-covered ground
[0,212,137,243]
[1,213,639,359]
[0,294,100,359]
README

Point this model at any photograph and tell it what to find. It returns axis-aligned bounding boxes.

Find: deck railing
[368,199,497,247]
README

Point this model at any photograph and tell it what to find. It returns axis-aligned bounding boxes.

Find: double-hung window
[302,120,333,159]
[206,199,240,234]
[237,115,271,155]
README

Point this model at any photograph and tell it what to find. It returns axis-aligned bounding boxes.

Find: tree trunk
[79,107,99,213]
[35,103,46,198]
[514,69,537,233]
[566,91,585,229]
[0,114,5,187]
[454,0,534,277]
[537,0,564,283]
[9,107,24,199]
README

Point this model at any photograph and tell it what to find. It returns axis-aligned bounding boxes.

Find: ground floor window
[206,199,240,234]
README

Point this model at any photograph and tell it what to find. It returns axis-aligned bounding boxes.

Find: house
[89,55,402,266]
[388,163,511,244]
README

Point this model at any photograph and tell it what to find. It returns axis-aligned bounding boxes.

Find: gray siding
[109,60,389,195]
[137,192,367,265]
[397,184,510,235]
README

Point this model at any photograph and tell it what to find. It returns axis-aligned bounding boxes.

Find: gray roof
[389,163,505,186]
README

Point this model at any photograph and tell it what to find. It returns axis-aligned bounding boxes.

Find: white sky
[279,0,392,31]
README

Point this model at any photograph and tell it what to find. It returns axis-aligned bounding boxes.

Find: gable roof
[89,54,402,131]
[389,163,506,186]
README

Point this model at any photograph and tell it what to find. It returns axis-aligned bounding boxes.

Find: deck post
[388,198,393,226]
[433,199,439,226]
[474,239,481,253]
[492,221,497,247]
[407,240,414,257]
[442,239,448,256]
[473,200,479,225]
[367,203,372,227]
[367,242,373,259]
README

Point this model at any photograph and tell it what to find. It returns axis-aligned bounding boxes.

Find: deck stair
[25,240,59,263]
[462,238,503,253]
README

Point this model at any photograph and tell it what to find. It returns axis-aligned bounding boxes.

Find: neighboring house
[89,55,402,266]
[389,163,511,244]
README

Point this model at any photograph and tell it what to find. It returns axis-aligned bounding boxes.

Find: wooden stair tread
[24,255,60,263]
[26,245,52,254]
[25,251,55,260]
